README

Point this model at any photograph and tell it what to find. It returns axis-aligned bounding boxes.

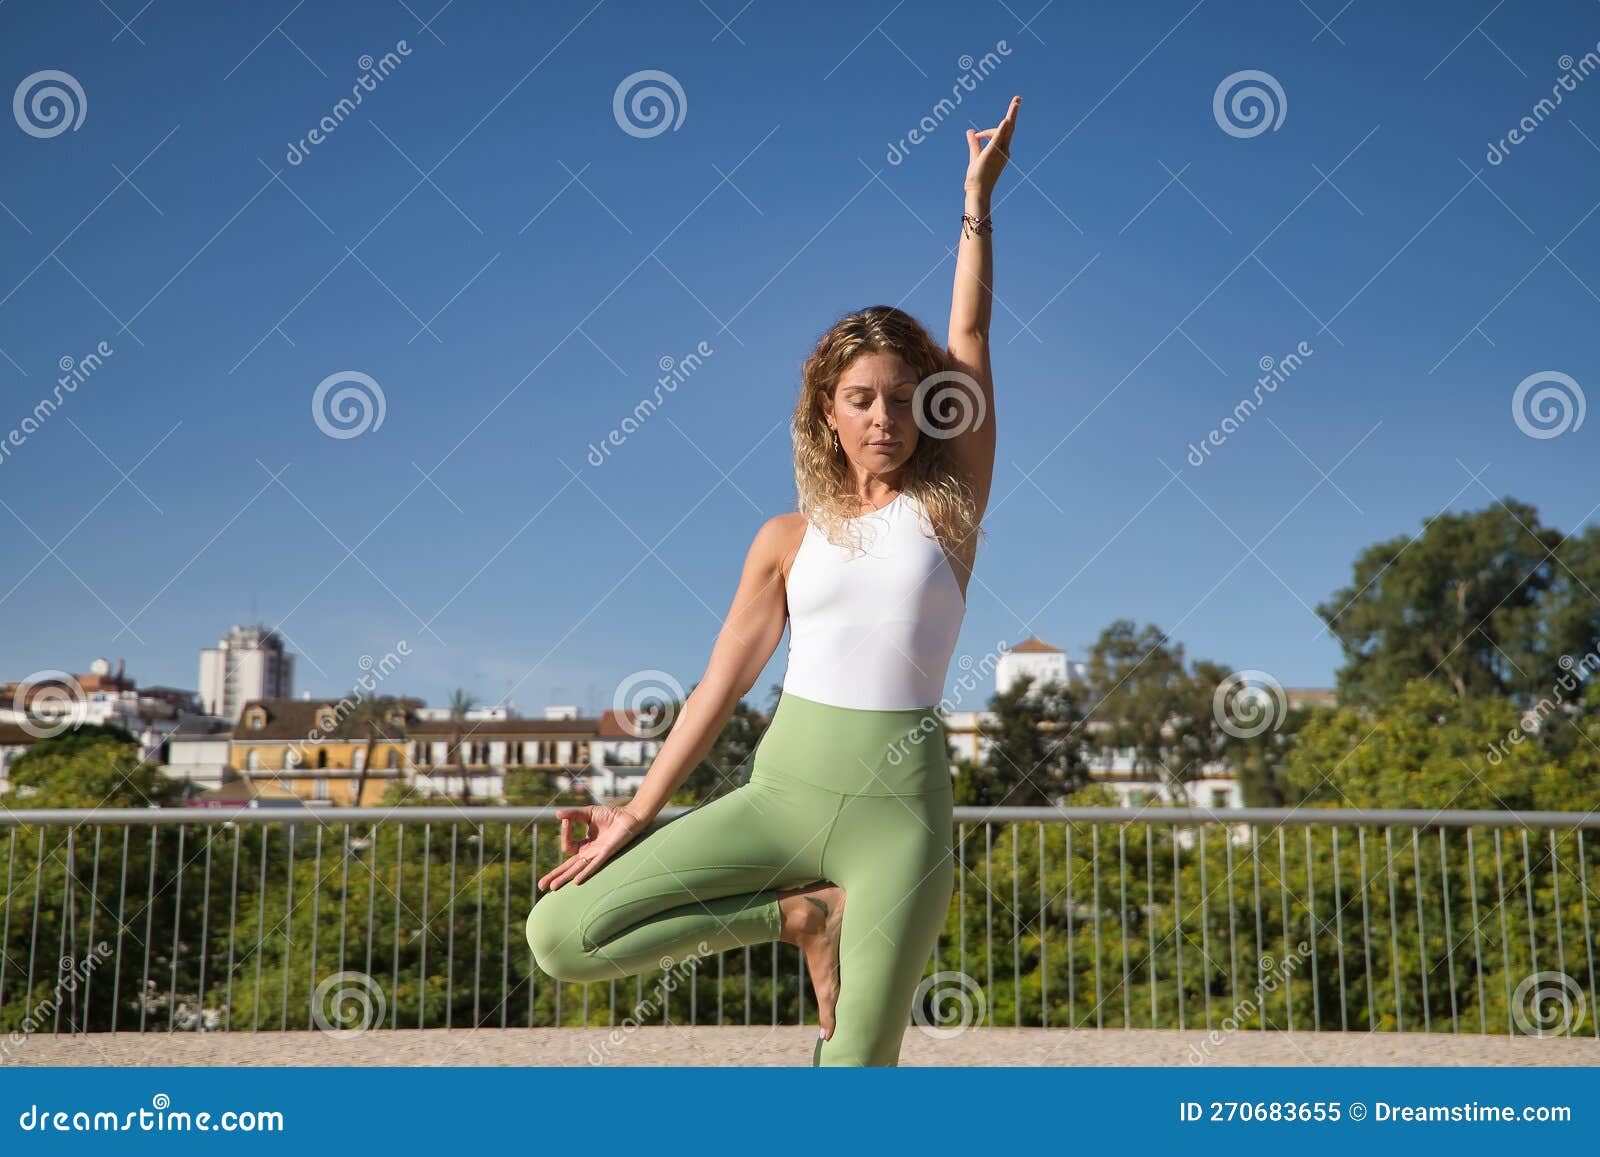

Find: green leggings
[525,690,955,1066]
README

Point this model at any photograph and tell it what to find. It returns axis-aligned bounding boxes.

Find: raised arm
[945,94,1020,518]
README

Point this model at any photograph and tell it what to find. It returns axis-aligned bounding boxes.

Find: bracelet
[961,211,993,239]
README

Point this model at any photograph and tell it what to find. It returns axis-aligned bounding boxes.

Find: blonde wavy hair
[792,304,984,557]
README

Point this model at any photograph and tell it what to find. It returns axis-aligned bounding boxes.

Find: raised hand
[535,804,646,891]
[964,95,1021,196]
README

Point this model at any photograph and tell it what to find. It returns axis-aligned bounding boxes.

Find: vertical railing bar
[1466,827,1485,1035]
[1548,829,1566,987]
[1066,823,1076,1027]
[1438,828,1458,1033]
[226,825,241,1033]
[1277,827,1291,1032]
[531,823,540,1027]
[84,826,103,1032]
[446,824,458,1031]
[337,823,351,981]
[502,823,512,1031]
[1173,825,1184,1033]
[1577,830,1598,1040]
[139,826,156,1033]
[1519,829,1537,987]
[1413,827,1432,1031]
[1145,827,1157,1028]
[1493,829,1512,1034]
[1118,824,1131,1029]
[253,827,268,1033]
[1225,827,1239,1028]
[0,829,15,1017]
[363,823,378,994]
[1012,821,1020,1028]
[1092,823,1103,1029]
[419,823,431,1030]
[392,825,404,1031]
[1383,827,1401,1032]
[1357,827,1374,1032]
[197,828,214,1034]
[306,824,323,1030]
[985,823,994,1028]
[55,827,73,1035]
[1251,825,1264,1032]
[113,827,130,1035]
[1199,825,1213,1032]
[475,823,486,1028]
[1331,825,1348,1032]
[279,826,295,1032]
[958,821,967,1004]
[1305,825,1319,1032]
[27,828,44,1025]
[1038,821,1046,1028]
[167,824,186,1033]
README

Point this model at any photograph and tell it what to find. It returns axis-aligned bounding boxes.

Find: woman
[526,95,1020,1066]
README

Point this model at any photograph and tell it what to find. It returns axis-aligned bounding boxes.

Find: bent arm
[620,517,792,825]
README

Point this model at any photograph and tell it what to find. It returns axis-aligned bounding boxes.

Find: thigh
[817,792,955,1066]
[545,776,833,950]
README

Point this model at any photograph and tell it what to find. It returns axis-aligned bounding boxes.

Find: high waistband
[749,691,952,797]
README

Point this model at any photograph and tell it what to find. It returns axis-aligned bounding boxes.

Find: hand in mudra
[965,95,1020,195]
[536,805,646,892]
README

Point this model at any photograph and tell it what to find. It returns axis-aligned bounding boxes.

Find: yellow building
[229,698,409,807]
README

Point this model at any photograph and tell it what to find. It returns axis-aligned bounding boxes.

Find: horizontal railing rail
[0,807,1594,1044]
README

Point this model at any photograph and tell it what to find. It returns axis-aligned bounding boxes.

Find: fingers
[538,851,589,892]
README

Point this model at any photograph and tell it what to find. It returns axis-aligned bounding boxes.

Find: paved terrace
[8,1028,1599,1066]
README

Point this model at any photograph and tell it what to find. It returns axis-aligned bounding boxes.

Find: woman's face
[827,351,919,479]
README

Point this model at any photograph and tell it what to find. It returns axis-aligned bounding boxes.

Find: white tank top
[781,491,967,710]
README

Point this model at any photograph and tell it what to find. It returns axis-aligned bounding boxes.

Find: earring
[832,428,841,450]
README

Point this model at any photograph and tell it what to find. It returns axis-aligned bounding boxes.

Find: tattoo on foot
[804,896,830,919]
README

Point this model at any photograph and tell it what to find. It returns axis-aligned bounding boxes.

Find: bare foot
[778,881,846,1040]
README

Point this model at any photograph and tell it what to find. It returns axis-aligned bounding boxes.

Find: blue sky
[2,0,1597,715]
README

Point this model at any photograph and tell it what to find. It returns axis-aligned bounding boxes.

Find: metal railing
[0,806,1595,1038]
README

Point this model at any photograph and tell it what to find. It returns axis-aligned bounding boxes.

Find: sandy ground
[6,1027,1598,1066]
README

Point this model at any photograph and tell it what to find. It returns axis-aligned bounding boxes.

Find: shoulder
[744,512,809,572]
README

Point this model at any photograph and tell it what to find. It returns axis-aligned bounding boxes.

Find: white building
[160,713,236,792]
[198,626,294,720]
[995,635,1084,698]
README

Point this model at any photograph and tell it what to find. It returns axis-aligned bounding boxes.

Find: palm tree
[447,688,478,803]
[336,691,408,807]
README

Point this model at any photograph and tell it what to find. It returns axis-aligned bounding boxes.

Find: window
[314,777,330,801]
[246,749,260,771]
[1210,789,1229,809]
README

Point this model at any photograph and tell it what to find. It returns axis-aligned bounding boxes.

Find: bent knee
[525,894,609,983]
